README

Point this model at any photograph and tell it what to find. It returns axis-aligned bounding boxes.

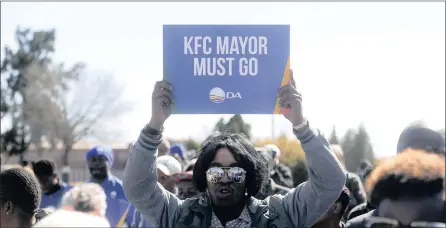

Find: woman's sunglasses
[206,167,247,184]
[365,217,446,228]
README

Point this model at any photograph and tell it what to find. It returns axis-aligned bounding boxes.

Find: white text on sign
[183,36,268,76]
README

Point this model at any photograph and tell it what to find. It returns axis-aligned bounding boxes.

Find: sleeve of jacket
[122,127,182,228]
[281,122,346,228]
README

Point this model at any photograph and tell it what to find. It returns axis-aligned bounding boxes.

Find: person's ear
[331,202,342,215]
[4,201,14,215]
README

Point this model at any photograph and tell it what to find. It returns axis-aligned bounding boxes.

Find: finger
[280,94,302,108]
[155,90,174,103]
[153,81,172,94]
[289,69,296,88]
[277,84,293,98]
[282,98,300,109]
[156,96,172,110]
[155,95,173,106]
[161,96,171,107]
[279,93,301,107]
[278,84,300,98]
[279,92,293,107]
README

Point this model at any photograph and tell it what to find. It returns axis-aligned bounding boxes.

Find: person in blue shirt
[32,159,73,210]
[86,145,126,201]
[86,145,132,227]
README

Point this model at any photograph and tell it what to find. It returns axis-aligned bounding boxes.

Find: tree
[438,129,445,138]
[183,138,201,151]
[255,135,305,166]
[329,126,340,144]
[255,135,307,187]
[22,62,83,157]
[1,27,59,161]
[212,114,252,139]
[47,70,130,166]
[213,118,226,133]
[341,124,375,172]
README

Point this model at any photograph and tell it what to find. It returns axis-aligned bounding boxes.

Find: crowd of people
[1,72,445,228]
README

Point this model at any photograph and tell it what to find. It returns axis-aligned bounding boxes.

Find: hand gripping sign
[163,25,290,114]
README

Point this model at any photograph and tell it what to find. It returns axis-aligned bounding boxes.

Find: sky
[1,2,444,158]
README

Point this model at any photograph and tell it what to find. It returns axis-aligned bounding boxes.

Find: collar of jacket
[189,193,279,227]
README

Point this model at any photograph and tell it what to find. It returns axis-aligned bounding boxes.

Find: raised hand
[277,69,304,126]
[149,81,174,130]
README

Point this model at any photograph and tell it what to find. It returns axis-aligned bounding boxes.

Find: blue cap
[170,144,186,159]
[86,145,114,166]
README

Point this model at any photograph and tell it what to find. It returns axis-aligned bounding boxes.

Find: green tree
[214,118,226,133]
[329,126,340,145]
[342,124,375,172]
[183,138,201,151]
[438,129,445,138]
[1,27,58,161]
[212,114,252,139]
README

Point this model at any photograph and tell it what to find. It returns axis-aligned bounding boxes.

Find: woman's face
[206,148,247,206]
[177,180,198,200]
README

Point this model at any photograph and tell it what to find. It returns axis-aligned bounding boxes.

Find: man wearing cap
[33,159,73,209]
[156,155,183,194]
[264,144,294,188]
[130,155,182,228]
[172,170,198,200]
[169,144,188,167]
[86,145,134,227]
[85,145,126,201]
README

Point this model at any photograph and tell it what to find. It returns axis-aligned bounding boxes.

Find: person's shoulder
[110,175,123,184]
[110,175,126,191]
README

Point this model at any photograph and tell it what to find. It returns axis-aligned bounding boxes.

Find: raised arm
[275,70,346,228]
[283,122,346,227]
[122,81,182,228]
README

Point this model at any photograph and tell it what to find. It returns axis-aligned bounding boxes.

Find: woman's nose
[220,172,231,184]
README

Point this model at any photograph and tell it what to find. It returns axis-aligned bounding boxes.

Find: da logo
[209,87,242,103]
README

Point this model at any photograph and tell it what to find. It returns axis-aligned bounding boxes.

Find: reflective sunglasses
[365,217,446,228]
[206,167,247,184]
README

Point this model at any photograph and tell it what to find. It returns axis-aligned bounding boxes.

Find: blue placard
[163,25,290,114]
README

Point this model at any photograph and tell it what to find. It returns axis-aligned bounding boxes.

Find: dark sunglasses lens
[228,167,246,183]
[206,167,224,183]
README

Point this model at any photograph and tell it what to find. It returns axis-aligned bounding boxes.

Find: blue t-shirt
[39,182,73,209]
[105,198,135,227]
[87,174,127,201]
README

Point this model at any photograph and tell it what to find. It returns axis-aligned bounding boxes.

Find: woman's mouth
[216,186,233,198]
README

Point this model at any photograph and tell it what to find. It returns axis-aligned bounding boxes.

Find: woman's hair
[34,210,110,227]
[61,183,107,216]
[193,132,269,197]
[365,148,445,206]
[0,167,41,219]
